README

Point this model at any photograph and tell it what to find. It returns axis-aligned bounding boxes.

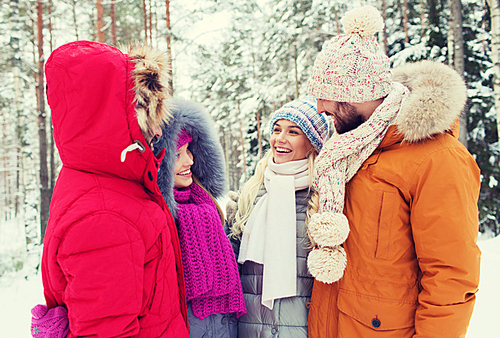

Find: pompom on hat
[307,5,392,103]
[268,96,329,153]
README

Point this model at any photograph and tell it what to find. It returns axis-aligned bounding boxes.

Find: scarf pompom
[309,212,349,247]
[307,246,347,284]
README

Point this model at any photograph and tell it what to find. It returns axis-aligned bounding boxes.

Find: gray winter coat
[230,185,313,338]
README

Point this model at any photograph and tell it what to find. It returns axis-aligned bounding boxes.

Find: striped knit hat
[269,96,329,153]
[307,6,392,103]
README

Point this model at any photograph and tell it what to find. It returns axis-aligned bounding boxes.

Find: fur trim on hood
[155,98,227,217]
[128,45,173,142]
[392,60,467,142]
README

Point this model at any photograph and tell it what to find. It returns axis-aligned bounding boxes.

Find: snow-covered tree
[486,0,500,144]
[0,0,499,256]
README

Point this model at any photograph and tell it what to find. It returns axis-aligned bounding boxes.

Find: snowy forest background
[0,0,499,278]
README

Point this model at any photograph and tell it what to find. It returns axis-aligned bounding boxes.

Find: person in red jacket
[35,41,189,337]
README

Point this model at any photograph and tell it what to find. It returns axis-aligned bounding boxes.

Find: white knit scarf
[307,82,409,283]
[238,156,309,310]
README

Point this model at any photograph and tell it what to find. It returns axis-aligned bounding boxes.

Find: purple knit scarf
[174,183,246,319]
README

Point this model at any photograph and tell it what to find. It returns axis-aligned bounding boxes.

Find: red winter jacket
[41,41,189,337]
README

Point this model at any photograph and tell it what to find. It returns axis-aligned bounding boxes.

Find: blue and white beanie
[269,96,329,153]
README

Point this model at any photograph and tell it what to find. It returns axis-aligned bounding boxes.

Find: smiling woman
[173,130,194,189]
[227,96,329,338]
[270,120,313,164]
[155,98,246,338]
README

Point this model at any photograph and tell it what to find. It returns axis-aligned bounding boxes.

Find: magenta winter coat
[41,41,189,337]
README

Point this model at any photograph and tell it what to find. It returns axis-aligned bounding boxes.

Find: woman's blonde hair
[305,190,319,247]
[230,149,318,237]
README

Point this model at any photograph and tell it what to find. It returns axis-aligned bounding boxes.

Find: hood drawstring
[121,140,146,162]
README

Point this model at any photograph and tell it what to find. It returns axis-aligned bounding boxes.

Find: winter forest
[0,0,499,277]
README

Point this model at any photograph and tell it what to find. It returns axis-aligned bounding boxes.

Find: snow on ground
[0,249,44,337]
[1,235,499,337]
[466,234,500,337]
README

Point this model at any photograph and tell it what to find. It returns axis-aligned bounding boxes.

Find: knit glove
[225,191,239,225]
[307,212,349,284]
[31,304,69,338]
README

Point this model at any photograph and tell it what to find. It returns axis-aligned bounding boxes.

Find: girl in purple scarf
[155,99,246,338]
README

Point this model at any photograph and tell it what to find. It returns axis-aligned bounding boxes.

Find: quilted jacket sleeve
[410,145,481,337]
[57,212,145,338]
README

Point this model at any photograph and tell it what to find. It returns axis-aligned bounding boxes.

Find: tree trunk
[48,0,53,52]
[293,43,299,100]
[450,0,468,148]
[111,1,117,45]
[232,134,239,191]
[37,0,50,242]
[381,0,388,54]
[222,126,231,189]
[149,0,153,45]
[154,2,158,45]
[420,0,426,36]
[71,0,79,40]
[482,0,487,54]
[333,7,340,35]
[256,110,262,159]
[487,0,500,142]
[448,1,455,65]
[404,0,409,44]
[48,0,56,192]
[427,0,440,28]
[14,71,22,218]
[96,0,105,42]
[238,102,247,179]
[9,0,23,218]
[143,0,148,42]
[166,0,173,94]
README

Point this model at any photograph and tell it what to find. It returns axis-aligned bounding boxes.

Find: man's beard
[332,102,365,134]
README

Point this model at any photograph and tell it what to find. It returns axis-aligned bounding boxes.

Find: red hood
[46,40,158,182]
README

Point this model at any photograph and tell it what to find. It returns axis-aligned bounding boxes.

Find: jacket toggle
[121,140,146,162]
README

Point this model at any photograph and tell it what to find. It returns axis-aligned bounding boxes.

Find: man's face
[145,125,163,150]
[317,99,365,134]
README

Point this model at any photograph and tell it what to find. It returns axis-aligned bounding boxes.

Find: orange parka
[307,61,481,338]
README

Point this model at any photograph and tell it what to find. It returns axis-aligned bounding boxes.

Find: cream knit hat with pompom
[307,6,392,103]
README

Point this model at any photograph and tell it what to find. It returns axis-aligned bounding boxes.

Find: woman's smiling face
[270,119,312,164]
[174,143,194,188]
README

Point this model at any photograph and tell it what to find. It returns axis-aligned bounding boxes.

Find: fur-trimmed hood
[46,40,172,182]
[155,98,227,217]
[392,60,467,142]
[129,44,173,142]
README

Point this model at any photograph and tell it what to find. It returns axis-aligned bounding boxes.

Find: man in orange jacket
[305,6,481,337]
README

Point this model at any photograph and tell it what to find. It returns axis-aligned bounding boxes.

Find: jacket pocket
[375,191,397,260]
[143,234,164,314]
[338,289,416,332]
